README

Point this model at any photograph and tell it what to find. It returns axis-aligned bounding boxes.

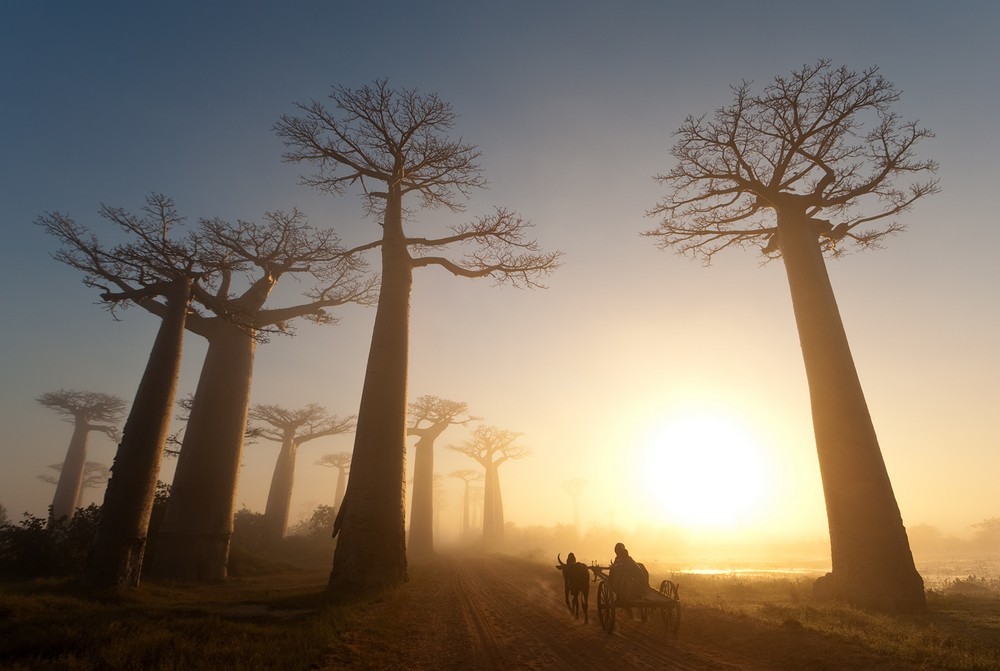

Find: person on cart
[609,542,647,602]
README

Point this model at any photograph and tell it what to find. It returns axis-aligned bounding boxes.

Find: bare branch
[647,60,938,262]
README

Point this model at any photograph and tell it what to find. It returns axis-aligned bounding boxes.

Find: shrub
[0,505,101,579]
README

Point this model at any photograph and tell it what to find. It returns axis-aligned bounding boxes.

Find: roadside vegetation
[669,570,1000,671]
[2,512,999,670]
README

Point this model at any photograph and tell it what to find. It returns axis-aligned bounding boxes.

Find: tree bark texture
[263,436,297,542]
[408,437,434,557]
[777,212,925,613]
[328,189,411,598]
[51,421,90,520]
[150,321,256,582]
[83,278,190,588]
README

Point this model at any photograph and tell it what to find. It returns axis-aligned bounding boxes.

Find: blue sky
[1,2,997,551]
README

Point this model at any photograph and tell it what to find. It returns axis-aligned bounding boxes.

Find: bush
[288,504,337,541]
[0,505,101,579]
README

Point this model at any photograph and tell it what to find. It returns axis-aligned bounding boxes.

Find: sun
[638,410,769,530]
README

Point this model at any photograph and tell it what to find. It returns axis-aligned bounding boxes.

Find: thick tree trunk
[328,188,411,598]
[777,212,925,613]
[408,437,434,558]
[51,421,90,520]
[334,467,347,510]
[482,462,496,543]
[461,481,470,537]
[151,322,256,582]
[263,436,297,543]
[83,278,190,588]
[492,466,505,540]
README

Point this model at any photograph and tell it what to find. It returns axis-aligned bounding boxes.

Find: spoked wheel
[597,580,616,634]
[659,579,681,633]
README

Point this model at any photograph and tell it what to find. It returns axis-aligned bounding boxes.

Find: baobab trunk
[263,436,298,542]
[777,213,925,613]
[329,187,410,598]
[461,481,470,537]
[334,466,347,510]
[83,279,190,588]
[492,467,505,540]
[482,461,497,544]
[408,437,434,557]
[51,421,89,520]
[151,322,256,582]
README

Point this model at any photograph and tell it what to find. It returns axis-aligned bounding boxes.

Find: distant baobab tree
[35,390,124,521]
[150,209,374,583]
[450,425,529,546]
[432,473,446,541]
[645,60,938,613]
[469,485,484,531]
[406,395,479,558]
[248,403,354,542]
[38,461,110,510]
[275,79,561,598]
[563,478,586,531]
[450,469,482,538]
[316,451,352,510]
[39,194,225,588]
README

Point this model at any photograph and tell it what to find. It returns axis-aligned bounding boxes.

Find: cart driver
[609,542,647,601]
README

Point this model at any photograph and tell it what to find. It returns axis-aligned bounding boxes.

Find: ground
[320,553,924,671]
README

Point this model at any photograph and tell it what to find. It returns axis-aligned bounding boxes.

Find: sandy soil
[320,553,923,671]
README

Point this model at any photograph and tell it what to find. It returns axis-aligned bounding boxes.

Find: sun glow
[638,410,770,530]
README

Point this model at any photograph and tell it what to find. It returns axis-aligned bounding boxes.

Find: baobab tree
[645,60,938,613]
[275,79,561,597]
[249,403,354,542]
[39,194,222,587]
[450,469,481,539]
[35,390,124,521]
[38,462,110,510]
[316,451,352,510]
[150,210,373,582]
[406,395,479,558]
[564,478,586,531]
[450,425,529,546]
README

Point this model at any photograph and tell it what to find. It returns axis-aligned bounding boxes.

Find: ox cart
[587,564,680,635]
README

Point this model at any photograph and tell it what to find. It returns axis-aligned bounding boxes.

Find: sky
[1,1,997,561]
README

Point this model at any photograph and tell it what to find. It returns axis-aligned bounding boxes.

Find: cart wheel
[659,580,681,633]
[597,580,616,634]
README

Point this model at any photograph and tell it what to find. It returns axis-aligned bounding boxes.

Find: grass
[3,560,1000,670]
[666,570,1000,671]
[0,567,350,671]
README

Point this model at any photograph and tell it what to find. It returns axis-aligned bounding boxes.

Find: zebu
[556,552,590,623]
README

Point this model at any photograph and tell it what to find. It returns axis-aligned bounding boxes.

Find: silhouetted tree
[0,504,8,527]
[563,478,586,532]
[36,391,125,521]
[150,210,373,582]
[406,396,478,558]
[646,60,937,613]
[450,469,481,539]
[450,425,529,546]
[38,462,110,510]
[276,79,561,598]
[316,451,352,510]
[249,403,354,543]
[39,194,219,587]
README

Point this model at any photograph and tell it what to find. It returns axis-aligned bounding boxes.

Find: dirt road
[320,553,916,670]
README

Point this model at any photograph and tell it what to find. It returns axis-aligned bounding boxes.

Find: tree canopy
[646,59,939,261]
